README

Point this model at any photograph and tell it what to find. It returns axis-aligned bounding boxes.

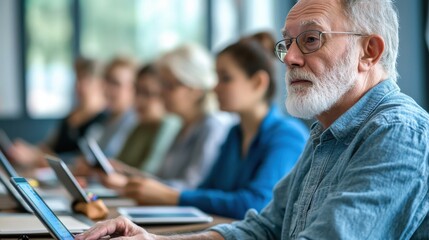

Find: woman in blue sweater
[123,35,309,219]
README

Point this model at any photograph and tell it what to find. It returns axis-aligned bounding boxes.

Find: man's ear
[358,34,385,72]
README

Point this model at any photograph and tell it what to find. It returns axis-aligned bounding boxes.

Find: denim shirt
[211,79,429,239]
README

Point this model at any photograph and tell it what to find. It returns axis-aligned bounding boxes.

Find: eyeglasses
[274,30,364,62]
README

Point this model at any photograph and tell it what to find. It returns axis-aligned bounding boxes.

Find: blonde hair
[157,44,218,113]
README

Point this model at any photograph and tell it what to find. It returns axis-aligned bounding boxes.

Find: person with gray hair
[76,0,429,239]
[118,43,233,195]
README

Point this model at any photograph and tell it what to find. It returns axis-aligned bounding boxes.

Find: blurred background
[0,0,428,143]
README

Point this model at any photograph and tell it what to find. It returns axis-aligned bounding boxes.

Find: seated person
[76,0,429,239]
[99,44,233,190]
[115,64,180,173]
[90,57,138,158]
[121,38,309,219]
[8,57,106,167]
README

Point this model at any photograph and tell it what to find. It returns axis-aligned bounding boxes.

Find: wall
[396,0,428,110]
[0,0,20,117]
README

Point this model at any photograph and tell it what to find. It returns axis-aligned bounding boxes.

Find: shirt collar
[311,79,400,144]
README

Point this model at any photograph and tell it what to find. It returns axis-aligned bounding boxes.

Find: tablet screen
[12,177,75,240]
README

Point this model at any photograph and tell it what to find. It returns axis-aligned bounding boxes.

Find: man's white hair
[342,0,400,82]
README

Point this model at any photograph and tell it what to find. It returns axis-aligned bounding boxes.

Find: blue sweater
[179,106,309,219]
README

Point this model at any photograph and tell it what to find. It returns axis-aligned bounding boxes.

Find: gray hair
[157,43,218,113]
[342,0,399,81]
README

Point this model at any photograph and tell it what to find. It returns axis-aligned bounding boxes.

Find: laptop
[0,151,70,212]
[7,177,90,239]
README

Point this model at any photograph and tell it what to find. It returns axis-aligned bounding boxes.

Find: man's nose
[284,41,305,68]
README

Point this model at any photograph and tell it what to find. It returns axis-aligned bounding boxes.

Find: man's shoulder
[364,91,429,134]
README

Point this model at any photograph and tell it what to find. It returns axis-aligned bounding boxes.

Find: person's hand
[124,177,179,205]
[8,139,44,166]
[97,171,129,189]
[110,159,147,177]
[74,216,158,240]
[72,156,93,177]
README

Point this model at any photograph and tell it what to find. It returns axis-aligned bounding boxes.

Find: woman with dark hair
[120,36,309,219]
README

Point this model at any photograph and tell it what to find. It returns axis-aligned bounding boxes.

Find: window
[80,0,207,62]
[211,0,276,51]
[22,0,278,119]
[25,0,74,118]
[0,0,21,117]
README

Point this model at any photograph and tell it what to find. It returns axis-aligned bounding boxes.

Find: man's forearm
[157,230,225,240]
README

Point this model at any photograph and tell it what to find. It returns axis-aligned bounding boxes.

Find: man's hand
[74,216,156,240]
[124,177,179,205]
[74,216,226,240]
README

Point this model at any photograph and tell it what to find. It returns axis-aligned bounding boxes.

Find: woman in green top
[105,64,180,187]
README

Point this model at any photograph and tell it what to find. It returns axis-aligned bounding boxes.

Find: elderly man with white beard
[75,0,429,239]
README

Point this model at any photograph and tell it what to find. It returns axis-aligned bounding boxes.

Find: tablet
[78,137,114,175]
[0,156,70,213]
[0,150,18,177]
[10,177,83,239]
[0,171,32,212]
[0,129,12,153]
[117,206,213,224]
[46,156,89,203]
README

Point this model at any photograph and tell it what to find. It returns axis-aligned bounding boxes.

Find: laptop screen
[11,177,75,240]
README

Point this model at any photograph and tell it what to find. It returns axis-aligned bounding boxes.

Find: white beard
[285,45,359,119]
